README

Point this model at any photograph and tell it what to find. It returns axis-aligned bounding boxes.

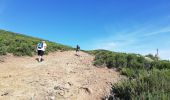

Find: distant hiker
[76,45,80,52]
[37,41,47,62]
[75,45,80,56]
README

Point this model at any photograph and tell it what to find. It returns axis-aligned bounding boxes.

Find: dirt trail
[0,51,121,100]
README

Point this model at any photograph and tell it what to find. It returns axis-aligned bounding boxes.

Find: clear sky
[0,0,170,60]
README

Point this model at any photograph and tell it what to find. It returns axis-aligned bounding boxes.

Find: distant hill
[0,29,73,56]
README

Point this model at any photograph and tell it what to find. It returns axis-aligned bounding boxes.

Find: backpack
[78,46,80,50]
[77,45,80,50]
[37,42,43,49]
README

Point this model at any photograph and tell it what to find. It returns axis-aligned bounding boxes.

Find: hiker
[76,45,80,52]
[37,41,47,62]
[76,45,80,56]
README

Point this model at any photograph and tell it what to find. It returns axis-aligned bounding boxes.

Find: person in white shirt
[37,41,47,62]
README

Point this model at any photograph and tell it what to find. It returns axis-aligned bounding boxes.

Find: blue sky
[0,0,170,60]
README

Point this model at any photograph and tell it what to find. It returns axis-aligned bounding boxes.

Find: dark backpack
[77,45,80,50]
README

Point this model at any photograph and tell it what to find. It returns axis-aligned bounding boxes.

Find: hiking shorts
[38,50,44,56]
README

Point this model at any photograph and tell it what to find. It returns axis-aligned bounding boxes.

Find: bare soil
[0,51,121,100]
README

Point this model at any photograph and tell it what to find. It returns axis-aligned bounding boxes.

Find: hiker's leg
[76,50,77,54]
[38,56,41,62]
[37,50,41,62]
[38,50,43,62]
[41,51,44,62]
[40,56,43,62]
[75,50,78,56]
[78,50,81,57]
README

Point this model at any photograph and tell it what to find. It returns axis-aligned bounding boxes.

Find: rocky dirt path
[0,51,121,100]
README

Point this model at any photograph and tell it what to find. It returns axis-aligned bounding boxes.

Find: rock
[40,83,46,86]
[54,86,60,90]
[67,82,73,86]
[54,85,71,97]
[80,87,92,94]
[106,82,112,85]
[50,96,55,100]
[9,75,12,77]
[54,85,68,91]
[70,71,76,73]
[54,86,65,90]
[58,91,65,96]
[1,92,9,96]
[0,57,5,63]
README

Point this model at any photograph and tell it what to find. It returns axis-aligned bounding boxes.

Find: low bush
[90,50,170,99]
[112,69,170,99]
[0,29,73,56]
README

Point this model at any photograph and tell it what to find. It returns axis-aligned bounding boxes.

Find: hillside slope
[89,50,170,99]
[0,51,121,100]
[0,30,73,56]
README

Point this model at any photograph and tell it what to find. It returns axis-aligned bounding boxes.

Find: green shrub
[112,69,170,99]
[0,46,7,55]
[121,67,136,78]
[90,50,170,99]
[0,29,73,56]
